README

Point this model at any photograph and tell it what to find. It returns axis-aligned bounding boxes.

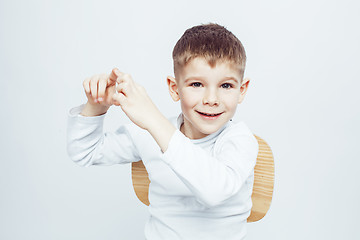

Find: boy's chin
[198,124,224,135]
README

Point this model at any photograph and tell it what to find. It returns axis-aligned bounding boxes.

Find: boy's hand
[112,70,176,152]
[82,68,120,108]
[111,71,161,130]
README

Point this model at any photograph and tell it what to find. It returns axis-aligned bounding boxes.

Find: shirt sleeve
[66,104,141,167]
[162,127,258,208]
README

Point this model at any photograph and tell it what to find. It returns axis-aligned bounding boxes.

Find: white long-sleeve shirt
[66,104,258,240]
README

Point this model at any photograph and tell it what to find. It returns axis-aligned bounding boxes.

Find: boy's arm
[111,72,176,152]
[67,104,141,166]
[162,128,258,208]
[67,69,144,166]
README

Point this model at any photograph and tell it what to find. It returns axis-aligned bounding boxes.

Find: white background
[1,0,359,239]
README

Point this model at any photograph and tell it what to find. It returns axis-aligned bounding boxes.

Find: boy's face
[167,57,249,139]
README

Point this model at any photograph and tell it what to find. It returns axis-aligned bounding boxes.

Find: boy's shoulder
[223,120,255,138]
[215,120,258,152]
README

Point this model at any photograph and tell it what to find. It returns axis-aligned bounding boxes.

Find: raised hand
[82,68,120,108]
[111,70,161,131]
[111,70,176,152]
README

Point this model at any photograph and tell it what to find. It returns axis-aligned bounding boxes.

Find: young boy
[67,23,258,240]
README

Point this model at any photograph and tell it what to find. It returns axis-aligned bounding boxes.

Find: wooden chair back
[131,134,274,222]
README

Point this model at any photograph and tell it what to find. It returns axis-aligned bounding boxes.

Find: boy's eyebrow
[184,76,203,83]
[222,77,239,83]
[184,76,239,83]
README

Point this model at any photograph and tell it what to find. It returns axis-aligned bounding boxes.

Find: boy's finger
[83,78,91,94]
[116,82,128,96]
[109,68,123,84]
[116,72,132,84]
[123,73,133,83]
[89,75,99,100]
[111,93,120,106]
[98,74,108,101]
[84,90,92,100]
[112,92,126,106]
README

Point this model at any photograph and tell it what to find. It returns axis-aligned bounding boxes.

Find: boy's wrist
[144,107,170,132]
[146,112,176,152]
[80,102,110,117]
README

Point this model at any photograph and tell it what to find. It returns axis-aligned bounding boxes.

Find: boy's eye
[221,83,232,89]
[191,82,202,87]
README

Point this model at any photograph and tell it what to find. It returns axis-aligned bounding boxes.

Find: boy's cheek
[179,92,199,106]
[221,91,241,101]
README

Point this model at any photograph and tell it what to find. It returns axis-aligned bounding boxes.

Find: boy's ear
[238,78,250,104]
[167,76,180,102]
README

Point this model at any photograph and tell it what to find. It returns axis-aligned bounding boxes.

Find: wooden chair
[131,134,274,222]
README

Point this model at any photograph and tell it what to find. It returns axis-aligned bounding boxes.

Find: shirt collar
[176,113,230,144]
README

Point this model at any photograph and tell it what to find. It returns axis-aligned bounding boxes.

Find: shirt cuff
[68,103,107,124]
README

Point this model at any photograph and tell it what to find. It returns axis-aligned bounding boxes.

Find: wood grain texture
[131,134,274,222]
[131,160,150,206]
[248,135,274,222]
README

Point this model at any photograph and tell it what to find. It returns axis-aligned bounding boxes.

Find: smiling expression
[167,57,249,139]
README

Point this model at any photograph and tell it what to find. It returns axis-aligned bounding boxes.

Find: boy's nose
[203,89,219,106]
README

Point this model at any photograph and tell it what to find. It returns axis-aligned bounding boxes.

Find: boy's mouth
[196,110,223,118]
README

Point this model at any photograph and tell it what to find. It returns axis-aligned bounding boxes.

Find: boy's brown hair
[172,23,247,82]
